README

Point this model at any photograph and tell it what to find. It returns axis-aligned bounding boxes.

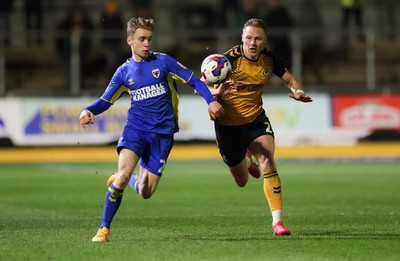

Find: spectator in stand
[101,0,124,78]
[0,0,13,45]
[375,0,396,40]
[24,0,43,45]
[263,0,293,69]
[56,8,94,89]
[218,0,240,28]
[132,0,153,19]
[231,0,259,43]
[340,0,365,42]
[237,0,259,26]
[298,0,324,83]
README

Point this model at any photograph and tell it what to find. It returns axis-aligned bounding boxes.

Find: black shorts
[214,111,274,167]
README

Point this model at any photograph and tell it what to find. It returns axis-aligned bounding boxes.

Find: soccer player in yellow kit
[203,18,312,235]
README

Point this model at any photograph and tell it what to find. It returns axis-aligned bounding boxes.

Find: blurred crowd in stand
[0,0,399,95]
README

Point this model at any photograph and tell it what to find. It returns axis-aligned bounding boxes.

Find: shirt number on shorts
[158,159,166,174]
[264,121,272,134]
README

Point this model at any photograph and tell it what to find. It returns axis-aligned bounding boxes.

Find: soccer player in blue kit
[79,17,224,242]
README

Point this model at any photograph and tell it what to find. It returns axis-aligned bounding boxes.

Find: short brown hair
[127,17,155,36]
[243,18,267,34]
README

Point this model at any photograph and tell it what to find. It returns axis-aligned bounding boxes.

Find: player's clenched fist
[208,101,224,121]
[79,110,95,129]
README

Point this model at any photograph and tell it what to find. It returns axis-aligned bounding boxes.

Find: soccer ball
[201,54,232,84]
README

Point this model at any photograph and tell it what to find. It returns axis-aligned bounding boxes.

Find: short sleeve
[271,52,286,77]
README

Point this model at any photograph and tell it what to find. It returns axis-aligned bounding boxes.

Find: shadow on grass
[165,233,290,242]
[294,231,400,240]
[160,231,400,242]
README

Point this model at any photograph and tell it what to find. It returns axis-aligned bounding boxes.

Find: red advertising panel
[333,95,400,130]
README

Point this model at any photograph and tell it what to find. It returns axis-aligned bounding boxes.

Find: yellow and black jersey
[217,45,286,126]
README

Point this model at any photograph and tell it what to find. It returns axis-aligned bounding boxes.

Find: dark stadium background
[1,0,399,146]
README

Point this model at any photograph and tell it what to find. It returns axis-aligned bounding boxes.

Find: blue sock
[128,173,139,193]
[100,184,124,229]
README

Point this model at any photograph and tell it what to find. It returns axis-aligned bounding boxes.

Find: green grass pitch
[0,160,399,260]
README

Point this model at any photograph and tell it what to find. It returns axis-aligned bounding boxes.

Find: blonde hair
[243,18,267,34]
[127,17,155,36]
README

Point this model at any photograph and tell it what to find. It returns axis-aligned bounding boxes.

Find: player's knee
[140,190,154,199]
[230,167,249,187]
[259,155,274,170]
[236,181,247,187]
[234,176,248,187]
[114,170,132,187]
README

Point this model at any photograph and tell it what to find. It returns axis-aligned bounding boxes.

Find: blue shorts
[117,127,174,176]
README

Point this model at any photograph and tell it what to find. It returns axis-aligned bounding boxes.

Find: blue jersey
[99,52,212,134]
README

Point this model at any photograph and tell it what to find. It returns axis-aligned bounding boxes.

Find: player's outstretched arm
[79,99,112,129]
[281,70,313,103]
[214,81,237,97]
[200,77,236,97]
[79,110,95,129]
[188,75,224,120]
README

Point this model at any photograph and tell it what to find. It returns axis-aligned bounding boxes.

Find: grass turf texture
[0,160,399,261]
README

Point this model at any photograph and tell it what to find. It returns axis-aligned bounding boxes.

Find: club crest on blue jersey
[128,79,134,85]
[152,69,160,78]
